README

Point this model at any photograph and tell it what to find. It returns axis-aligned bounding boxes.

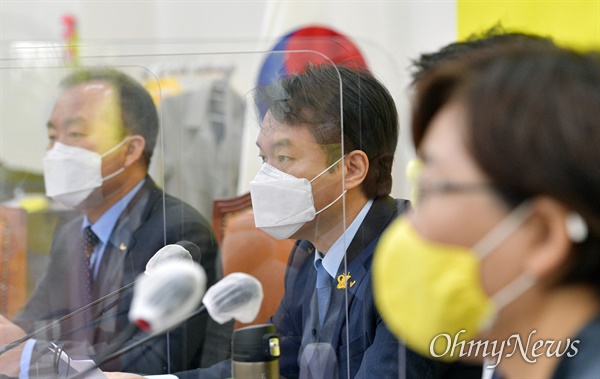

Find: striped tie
[82,226,99,303]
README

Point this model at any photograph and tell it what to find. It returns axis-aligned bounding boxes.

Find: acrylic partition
[0,45,418,379]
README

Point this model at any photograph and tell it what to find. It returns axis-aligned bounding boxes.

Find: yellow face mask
[373,203,534,361]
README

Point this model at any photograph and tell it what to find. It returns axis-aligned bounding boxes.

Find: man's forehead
[50,80,123,135]
[56,80,119,113]
[257,125,318,149]
[259,113,319,145]
[66,80,115,98]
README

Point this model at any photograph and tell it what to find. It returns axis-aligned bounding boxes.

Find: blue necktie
[316,259,331,329]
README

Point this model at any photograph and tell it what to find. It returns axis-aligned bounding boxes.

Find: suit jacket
[551,313,600,379]
[181,196,482,379]
[13,177,221,375]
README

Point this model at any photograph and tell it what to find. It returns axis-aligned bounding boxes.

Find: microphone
[58,242,199,341]
[0,241,199,356]
[202,272,264,325]
[82,273,264,373]
[173,240,201,263]
[129,259,207,334]
[69,260,207,379]
[144,242,198,275]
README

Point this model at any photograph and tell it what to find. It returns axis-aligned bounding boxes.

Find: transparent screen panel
[0,62,215,376]
[0,44,415,379]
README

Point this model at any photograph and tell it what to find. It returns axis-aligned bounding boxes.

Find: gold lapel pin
[337,272,352,289]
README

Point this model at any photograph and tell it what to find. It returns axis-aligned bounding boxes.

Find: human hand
[0,314,26,375]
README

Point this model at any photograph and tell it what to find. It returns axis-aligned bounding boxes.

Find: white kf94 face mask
[43,139,129,208]
[250,156,346,240]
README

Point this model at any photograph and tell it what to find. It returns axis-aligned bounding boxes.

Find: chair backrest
[212,193,294,329]
[0,205,28,318]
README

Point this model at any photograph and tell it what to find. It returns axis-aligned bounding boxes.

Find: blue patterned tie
[316,259,331,329]
[82,226,99,303]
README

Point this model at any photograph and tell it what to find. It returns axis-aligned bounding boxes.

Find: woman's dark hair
[412,44,600,294]
[410,24,555,84]
[255,63,399,199]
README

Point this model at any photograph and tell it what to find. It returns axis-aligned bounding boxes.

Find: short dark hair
[255,63,399,199]
[59,68,158,167]
[412,44,600,295]
[410,24,555,84]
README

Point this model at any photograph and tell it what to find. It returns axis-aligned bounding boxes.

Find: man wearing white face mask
[42,135,133,209]
[150,63,483,379]
[249,64,482,379]
[0,68,221,377]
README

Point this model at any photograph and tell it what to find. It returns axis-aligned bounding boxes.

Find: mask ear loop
[491,274,536,311]
[471,201,535,333]
[488,212,588,322]
[100,136,132,158]
[472,201,533,259]
[99,136,132,181]
[309,155,347,216]
[102,167,126,181]
[309,155,346,183]
[315,190,347,216]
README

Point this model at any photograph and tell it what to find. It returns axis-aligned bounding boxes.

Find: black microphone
[0,241,199,356]
[69,259,207,379]
[80,273,264,375]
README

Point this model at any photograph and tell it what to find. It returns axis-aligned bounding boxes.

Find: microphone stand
[68,305,207,379]
[0,282,135,356]
[58,308,129,341]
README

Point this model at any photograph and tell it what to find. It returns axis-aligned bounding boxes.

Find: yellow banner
[458,1,599,50]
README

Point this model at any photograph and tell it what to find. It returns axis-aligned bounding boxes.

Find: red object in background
[283,26,367,73]
[61,14,79,66]
[256,25,368,119]
[61,15,77,39]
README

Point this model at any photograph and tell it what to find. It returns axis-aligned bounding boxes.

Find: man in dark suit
[0,68,220,377]
[118,63,480,379]
[249,63,482,379]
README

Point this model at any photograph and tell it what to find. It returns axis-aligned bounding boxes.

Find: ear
[523,197,572,281]
[123,135,146,167]
[343,150,369,190]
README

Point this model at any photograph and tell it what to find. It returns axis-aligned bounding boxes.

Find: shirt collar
[314,198,374,278]
[83,179,145,246]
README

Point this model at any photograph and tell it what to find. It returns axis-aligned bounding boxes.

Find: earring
[566,212,588,243]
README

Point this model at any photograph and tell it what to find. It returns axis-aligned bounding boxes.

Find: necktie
[316,259,331,329]
[82,226,99,303]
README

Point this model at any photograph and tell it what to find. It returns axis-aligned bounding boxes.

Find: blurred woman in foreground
[374,44,600,379]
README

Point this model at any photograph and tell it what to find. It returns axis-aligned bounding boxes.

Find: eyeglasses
[415,181,495,205]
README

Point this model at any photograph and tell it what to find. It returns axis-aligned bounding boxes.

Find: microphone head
[202,272,264,325]
[175,240,201,263]
[130,260,207,333]
[145,244,193,275]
